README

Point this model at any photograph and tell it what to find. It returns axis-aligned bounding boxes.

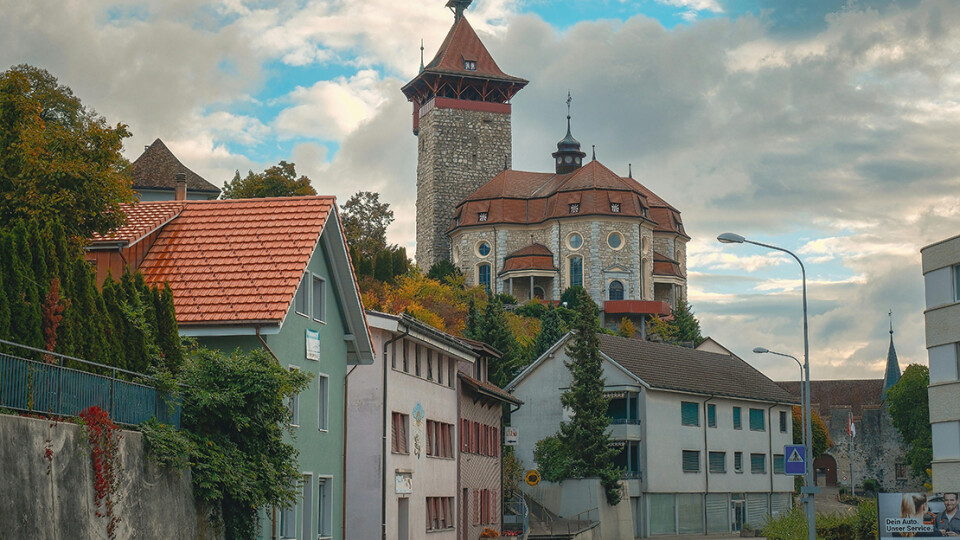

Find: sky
[2,0,957,381]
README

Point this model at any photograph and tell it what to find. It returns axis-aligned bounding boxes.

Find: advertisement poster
[878,492,960,538]
[305,329,320,361]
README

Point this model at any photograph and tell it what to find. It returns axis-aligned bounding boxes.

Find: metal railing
[609,418,641,425]
[0,339,180,428]
[503,490,529,538]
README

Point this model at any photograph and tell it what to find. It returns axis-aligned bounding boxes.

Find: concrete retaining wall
[0,414,217,540]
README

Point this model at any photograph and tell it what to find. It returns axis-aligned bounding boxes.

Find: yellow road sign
[525,469,541,487]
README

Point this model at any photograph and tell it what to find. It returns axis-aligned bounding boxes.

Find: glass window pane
[681,401,699,426]
[570,257,583,287]
[677,494,704,534]
[312,276,325,322]
[733,407,742,429]
[751,453,766,473]
[709,451,725,473]
[773,454,785,474]
[318,376,328,430]
[682,450,700,472]
[479,264,491,291]
[749,408,765,431]
[708,404,717,427]
[609,280,624,300]
[649,494,676,535]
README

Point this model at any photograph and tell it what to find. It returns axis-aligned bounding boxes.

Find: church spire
[552,92,586,173]
[446,0,472,21]
[882,310,902,400]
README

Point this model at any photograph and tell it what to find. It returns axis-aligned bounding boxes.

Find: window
[773,454,785,474]
[464,60,477,71]
[415,344,421,377]
[426,420,454,458]
[477,241,491,256]
[751,453,766,474]
[955,265,960,302]
[709,451,725,473]
[318,478,332,538]
[749,408,765,431]
[478,211,488,222]
[682,450,700,472]
[427,497,455,531]
[317,375,329,431]
[279,503,296,539]
[427,350,433,381]
[392,412,409,454]
[312,275,326,322]
[681,401,699,426]
[608,231,623,249]
[610,202,621,213]
[478,263,491,291]
[568,233,583,250]
[779,410,787,432]
[295,273,309,316]
[402,340,409,372]
[448,359,455,387]
[570,256,583,288]
[437,355,444,385]
[569,203,580,213]
[733,407,742,430]
[609,280,624,300]
[734,451,743,473]
[707,403,717,428]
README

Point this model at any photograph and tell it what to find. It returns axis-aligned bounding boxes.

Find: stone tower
[401,0,527,269]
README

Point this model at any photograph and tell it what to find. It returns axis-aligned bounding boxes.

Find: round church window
[608,232,623,250]
[477,241,491,257]
[567,233,583,250]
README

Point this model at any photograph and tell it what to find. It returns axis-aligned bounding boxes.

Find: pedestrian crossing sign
[784,444,805,475]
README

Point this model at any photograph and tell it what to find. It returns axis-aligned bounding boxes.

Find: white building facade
[922,234,960,492]
[506,334,797,538]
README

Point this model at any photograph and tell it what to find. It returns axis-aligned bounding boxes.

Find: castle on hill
[402,0,688,329]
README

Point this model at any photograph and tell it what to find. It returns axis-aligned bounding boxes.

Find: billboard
[878,492,960,538]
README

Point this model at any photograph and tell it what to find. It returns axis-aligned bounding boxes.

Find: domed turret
[552,92,586,174]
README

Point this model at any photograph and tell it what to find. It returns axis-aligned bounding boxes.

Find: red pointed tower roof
[420,16,526,83]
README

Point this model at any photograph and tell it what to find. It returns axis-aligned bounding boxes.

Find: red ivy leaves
[79,406,121,539]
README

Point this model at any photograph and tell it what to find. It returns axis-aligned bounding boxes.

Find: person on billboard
[895,494,943,537]
[935,493,960,536]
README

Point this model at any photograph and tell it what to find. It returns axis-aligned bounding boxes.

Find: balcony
[609,420,642,441]
[603,300,671,317]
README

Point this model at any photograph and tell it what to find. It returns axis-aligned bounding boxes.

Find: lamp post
[718,232,816,540]
[753,347,805,450]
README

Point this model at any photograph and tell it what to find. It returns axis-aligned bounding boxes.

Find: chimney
[174,172,187,201]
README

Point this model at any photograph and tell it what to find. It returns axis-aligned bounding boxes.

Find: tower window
[464,60,477,71]
[609,280,624,301]
[569,203,580,214]
[610,203,621,213]
[570,256,583,288]
[478,212,488,222]
[478,263,491,291]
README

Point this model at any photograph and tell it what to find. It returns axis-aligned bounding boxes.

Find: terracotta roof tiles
[422,16,526,83]
[90,201,186,245]
[501,244,557,274]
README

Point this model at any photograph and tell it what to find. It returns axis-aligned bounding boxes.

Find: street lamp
[753,347,805,450]
[719,232,816,540]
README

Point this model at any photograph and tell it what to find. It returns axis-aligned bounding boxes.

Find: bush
[761,499,878,540]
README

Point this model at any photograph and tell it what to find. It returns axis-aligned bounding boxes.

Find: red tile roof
[460,373,522,405]
[138,197,334,325]
[90,201,186,245]
[450,160,687,238]
[421,16,526,83]
[777,379,883,420]
[652,250,684,278]
[501,244,557,274]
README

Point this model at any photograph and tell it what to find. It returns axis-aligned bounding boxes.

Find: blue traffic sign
[784,445,805,475]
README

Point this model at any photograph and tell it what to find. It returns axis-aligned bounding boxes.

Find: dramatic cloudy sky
[3,0,958,381]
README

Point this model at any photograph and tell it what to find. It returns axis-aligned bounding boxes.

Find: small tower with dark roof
[552,92,587,174]
[402,2,527,269]
[882,310,902,400]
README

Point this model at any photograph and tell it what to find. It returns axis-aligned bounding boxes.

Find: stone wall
[416,104,512,269]
[822,405,925,492]
[0,414,216,540]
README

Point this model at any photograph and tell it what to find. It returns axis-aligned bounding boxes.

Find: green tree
[560,286,587,310]
[221,161,316,199]
[427,260,461,283]
[476,295,520,387]
[792,406,831,459]
[551,289,622,504]
[887,364,933,479]
[533,305,566,359]
[672,300,703,346]
[0,65,134,238]
[374,250,394,283]
[180,347,311,539]
[339,191,394,260]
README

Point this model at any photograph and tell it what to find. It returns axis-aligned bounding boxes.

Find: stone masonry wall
[416,105,512,269]
[0,414,216,540]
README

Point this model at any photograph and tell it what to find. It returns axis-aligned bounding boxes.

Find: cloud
[657,0,724,14]
[273,69,390,141]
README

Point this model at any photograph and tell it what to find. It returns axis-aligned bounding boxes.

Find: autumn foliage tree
[221,161,317,199]
[0,65,134,238]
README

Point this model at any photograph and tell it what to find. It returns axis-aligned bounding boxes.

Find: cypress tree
[391,247,408,278]
[557,288,622,504]
[672,300,704,347]
[99,274,127,370]
[464,298,481,340]
[533,305,565,359]
[26,219,49,297]
[12,223,43,350]
[154,283,182,374]
[373,250,393,283]
[0,270,10,340]
[477,296,519,387]
[120,270,149,373]
[70,257,105,364]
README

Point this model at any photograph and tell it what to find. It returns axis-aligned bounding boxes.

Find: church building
[402,0,688,328]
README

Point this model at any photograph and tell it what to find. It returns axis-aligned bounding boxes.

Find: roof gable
[130,139,221,194]
[424,16,524,82]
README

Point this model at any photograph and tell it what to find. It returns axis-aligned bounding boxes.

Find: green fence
[0,340,180,428]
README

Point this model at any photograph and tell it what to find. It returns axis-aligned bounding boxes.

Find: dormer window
[568,203,580,214]
[610,202,621,213]
[464,60,477,71]
[478,211,488,222]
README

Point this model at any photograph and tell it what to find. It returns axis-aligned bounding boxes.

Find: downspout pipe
[382,326,409,540]
[767,403,777,509]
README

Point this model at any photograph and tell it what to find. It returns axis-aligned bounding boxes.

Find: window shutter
[473,489,480,525]
[479,424,486,456]
[391,413,399,453]
[494,428,500,457]
[399,415,407,453]
[491,489,498,523]
[461,419,468,452]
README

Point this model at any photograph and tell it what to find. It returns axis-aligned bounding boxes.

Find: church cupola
[552,93,586,174]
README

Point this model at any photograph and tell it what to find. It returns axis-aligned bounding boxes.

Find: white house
[506,333,798,538]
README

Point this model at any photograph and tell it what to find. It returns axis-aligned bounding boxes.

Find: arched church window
[609,280,624,301]
[478,264,491,291]
[570,257,583,288]
[533,286,545,300]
